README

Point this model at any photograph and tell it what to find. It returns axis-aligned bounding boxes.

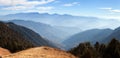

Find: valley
[0,18,120,58]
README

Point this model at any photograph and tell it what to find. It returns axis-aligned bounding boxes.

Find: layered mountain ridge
[9,20,74,43]
[0,21,60,53]
[63,29,113,50]
[1,12,120,30]
[0,21,34,53]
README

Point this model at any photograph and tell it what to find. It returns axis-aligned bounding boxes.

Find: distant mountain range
[0,21,60,52]
[1,12,120,51]
[1,12,120,30]
[63,29,113,50]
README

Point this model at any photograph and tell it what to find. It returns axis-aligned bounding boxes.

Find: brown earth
[2,46,77,58]
[0,47,11,56]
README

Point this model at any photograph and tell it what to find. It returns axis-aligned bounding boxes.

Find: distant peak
[22,12,40,15]
[29,12,39,14]
[16,12,40,15]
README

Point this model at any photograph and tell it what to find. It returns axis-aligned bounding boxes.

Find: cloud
[110,9,120,13]
[26,6,54,13]
[99,8,112,10]
[0,0,55,13]
[2,6,33,10]
[0,0,55,6]
[53,0,60,3]
[2,5,54,13]
[63,2,79,7]
[36,6,54,10]
[100,7,120,13]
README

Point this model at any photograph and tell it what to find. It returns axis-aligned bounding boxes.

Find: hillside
[0,22,34,53]
[7,22,58,48]
[102,27,120,43]
[63,29,113,50]
[0,21,61,53]
[2,46,77,58]
[9,20,70,43]
[69,39,120,58]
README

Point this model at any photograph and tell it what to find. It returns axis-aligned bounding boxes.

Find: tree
[103,38,120,58]
[94,42,100,51]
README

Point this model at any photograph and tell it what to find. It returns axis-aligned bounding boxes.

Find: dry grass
[2,46,77,58]
[0,47,11,56]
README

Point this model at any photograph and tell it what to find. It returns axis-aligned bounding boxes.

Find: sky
[0,0,120,19]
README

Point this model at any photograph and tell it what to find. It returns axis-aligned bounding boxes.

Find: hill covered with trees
[69,38,120,58]
[0,21,60,53]
[0,22,34,53]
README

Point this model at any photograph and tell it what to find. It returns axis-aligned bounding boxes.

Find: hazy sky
[0,0,120,19]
